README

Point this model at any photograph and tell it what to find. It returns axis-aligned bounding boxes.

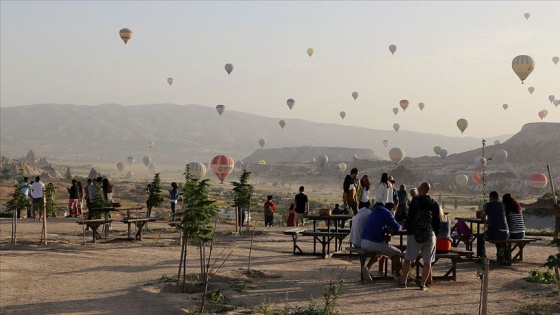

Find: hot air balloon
[210,155,234,184]
[455,174,469,187]
[167,77,173,86]
[433,146,441,155]
[187,161,207,179]
[351,154,358,161]
[494,140,501,145]
[216,105,225,116]
[338,163,347,172]
[502,104,508,110]
[493,149,508,164]
[393,123,400,132]
[234,160,244,171]
[142,156,151,167]
[119,28,133,44]
[439,149,448,158]
[393,108,399,115]
[538,110,548,120]
[457,119,468,134]
[472,173,482,185]
[530,173,548,188]
[474,157,487,167]
[286,99,295,110]
[399,100,409,111]
[127,156,135,165]
[389,147,404,165]
[307,48,314,57]
[126,171,134,179]
[116,162,124,172]
[279,120,286,129]
[548,95,555,103]
[352,92,359,100]
[258,160,266,165]
[553,57,559,65]
[512,55,534,84]
[528,87,535,94]
[259,138,266,149]
[524,13,530,20]
[224,63,234,75]
[554,100,560,107]
[418,102,425,111]
[148,163,155,172]
[383,140,389,148]
[148,140,155,149]
[340,111,346,119]
[389,45,397,55]
[318,155,328,167]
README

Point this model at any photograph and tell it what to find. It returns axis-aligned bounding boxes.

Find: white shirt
[375,182,393,204]
[360,188,369,203]
[31,181,45,198]
[349,207,372,247]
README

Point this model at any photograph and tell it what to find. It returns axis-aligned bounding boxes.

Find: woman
[375,173,393,204]
[503,193,525,239]
[357,175,371,209]
[286,203,296,227]
[145,184,153,217]
[169,182,179,221]
[395,185,409,223]
[77,181,84,218]
[102,178,114,203]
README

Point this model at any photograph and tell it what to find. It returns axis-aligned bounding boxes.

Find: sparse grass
[526,228,554,237]
[526,269,558,284]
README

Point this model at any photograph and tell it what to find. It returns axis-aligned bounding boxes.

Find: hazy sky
[1,1,559,138]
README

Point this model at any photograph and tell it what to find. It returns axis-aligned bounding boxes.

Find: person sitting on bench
[349,202,375,280]
[477,191,509,264]
[503,193,525,240]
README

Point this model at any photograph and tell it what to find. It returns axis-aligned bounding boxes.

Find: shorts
[361,239,401,257]
[32,197,44,205]
[296,212,305,222]
[404,233,436,263]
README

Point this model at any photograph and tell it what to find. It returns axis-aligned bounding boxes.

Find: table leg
[136,222,145,241]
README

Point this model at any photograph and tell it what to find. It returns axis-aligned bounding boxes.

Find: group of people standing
[17,176,47,221]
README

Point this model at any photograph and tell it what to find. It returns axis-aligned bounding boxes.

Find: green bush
[526,269,558,284]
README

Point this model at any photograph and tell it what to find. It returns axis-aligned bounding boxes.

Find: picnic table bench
[121,217,157,241]
[346,246,385,281]
[283,227,307,254]
[77,219,113,243]
[486,237,540,266]
[411,252,461,281]
[301,231,349,258]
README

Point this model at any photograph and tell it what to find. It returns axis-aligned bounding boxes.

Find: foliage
[526,268,558,284]
[206,289,225,304]
[542,238,560,289]
[45,183,58,217]
[231,170,254,210]
[525,229,554,237]
[319,268,345,315]
[148,173,165,209]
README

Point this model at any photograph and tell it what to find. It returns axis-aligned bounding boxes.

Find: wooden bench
[346,246,385,281]
[283,227,307,254]
[410,252,461,281]
[317,227,351,233]
[301,231,349,258]
[121,218,157,241]
[486,237,540,266]
[448,248,475,260]
[77,219,113,243]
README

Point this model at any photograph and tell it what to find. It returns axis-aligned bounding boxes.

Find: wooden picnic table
[77,219,113,243]
[304,214,353,256]
[121,217,156,241]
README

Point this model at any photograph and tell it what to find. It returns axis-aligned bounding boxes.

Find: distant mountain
[0,103,511,164]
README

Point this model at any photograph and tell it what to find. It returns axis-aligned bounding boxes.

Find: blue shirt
[361,206,402,243]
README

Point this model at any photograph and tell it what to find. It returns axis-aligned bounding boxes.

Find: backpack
[264,203,274,216]
[413,196,434,243]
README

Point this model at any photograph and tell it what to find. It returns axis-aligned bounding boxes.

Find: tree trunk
[176,237,185,293]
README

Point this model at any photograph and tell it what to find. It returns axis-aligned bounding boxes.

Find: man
[477,191,509,263]
[31,176,45,221]
[294,186,309,226]
[349,203,375,280]
[400,182,441,290]
[18,177,30,219]
[67,179,79,217]
[343,168,360,215]
[360,202,403,281]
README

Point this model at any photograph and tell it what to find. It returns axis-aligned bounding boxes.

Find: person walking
[67,179,79,217]
[263,195,276,227]
[294,186,309,226]
[169,182,179,220]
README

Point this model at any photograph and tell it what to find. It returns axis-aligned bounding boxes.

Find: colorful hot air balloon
[438,149,448,158]
[418,102,425,111]
[259,138,266,149]
[148,163,155,172]
[167,77,173,86]
[224,63,234,75]
[126,171,134,179]
[338,163,347,172]
[528,86,535,94]
[142,156,151,167]
[279,120,286,129]
[340,111,346,119]
[383,140,389,148]
[352,92,359,100]
[399,100,409,111]
[548,95,555,103]
[389,147,404,165]
[127,156,135,165]
[216,104,225,116]
[524,13,530,20]
[502,104,508,110]
[553,57,559,65]
[433,146,441,156]
[393,123,400,132]
[455,174,469,187]
[116,162,124,172]
[538,110,548,120]
[530,173,548,188]
[472,173,482,185]
[258,160,266,165]
[210,155,235,184]
[512,55,535,84]
[318,155,328,167]
[119,28,133,44]
[457,119,468,134]
[307,48,314,57]
[187,161,207,179]
[286,99,295,110]
[389,45,397,55]
[393,108,399,115]
[148,140,155,149]
[493,149,508,164]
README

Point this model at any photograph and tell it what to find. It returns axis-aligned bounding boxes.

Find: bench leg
[291,235,303,254]
[359,254,367,282]
[136,222,145,241]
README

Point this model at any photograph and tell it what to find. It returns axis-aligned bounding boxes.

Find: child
[264,195,276,227]
[286,203,296,227]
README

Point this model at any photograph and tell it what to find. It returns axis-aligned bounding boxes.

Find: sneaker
[361,266,373,281]
[419,285,428,291]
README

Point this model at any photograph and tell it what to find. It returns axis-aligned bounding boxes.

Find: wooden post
[481,257,489,315]
[234,205,239,233]
[11,204,17,245]
[41,203,47,245]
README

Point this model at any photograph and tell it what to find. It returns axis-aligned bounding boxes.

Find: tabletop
[455,217,483,223]
[304,214,353,220]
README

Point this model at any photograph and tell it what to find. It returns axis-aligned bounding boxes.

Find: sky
[1,1,559,138]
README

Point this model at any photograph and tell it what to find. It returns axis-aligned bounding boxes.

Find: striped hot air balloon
[119,28,133,44]
[210,155,235,184]
[512,55,534,84]
[187,161,207,179]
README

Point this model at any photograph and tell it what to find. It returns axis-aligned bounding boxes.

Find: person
[286,203,296,227]
[31,176,45,221]
[503,193,525,239]
[145,184,153,218]
[389,177,399,207]
[86,178,95,221]
[361,202,402,281]
[348,203,377,280]
[409,188,418,200]
[332,203,349,228]
[67,179,79,217]
[400,182,441,290]
[375,173,394,205]
[102,178,114,203]
[477,191,509,263]
[294,186,309,226]
[357,175,371,209]
[76,181,84,217]
[18,177,30,219]
[89,177,107,219]
[436,211,452,253]
[395,184,409,223]
[169,182,179,221]
[343,168,360,215]
[263,195,276,227]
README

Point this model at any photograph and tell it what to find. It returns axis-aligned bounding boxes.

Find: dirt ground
[1,217,559,315]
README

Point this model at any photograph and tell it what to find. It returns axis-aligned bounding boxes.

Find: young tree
[231,170,254,231]
[147,173,165,217]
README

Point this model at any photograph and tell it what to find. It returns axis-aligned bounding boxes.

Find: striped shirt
[506,208,525,234]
